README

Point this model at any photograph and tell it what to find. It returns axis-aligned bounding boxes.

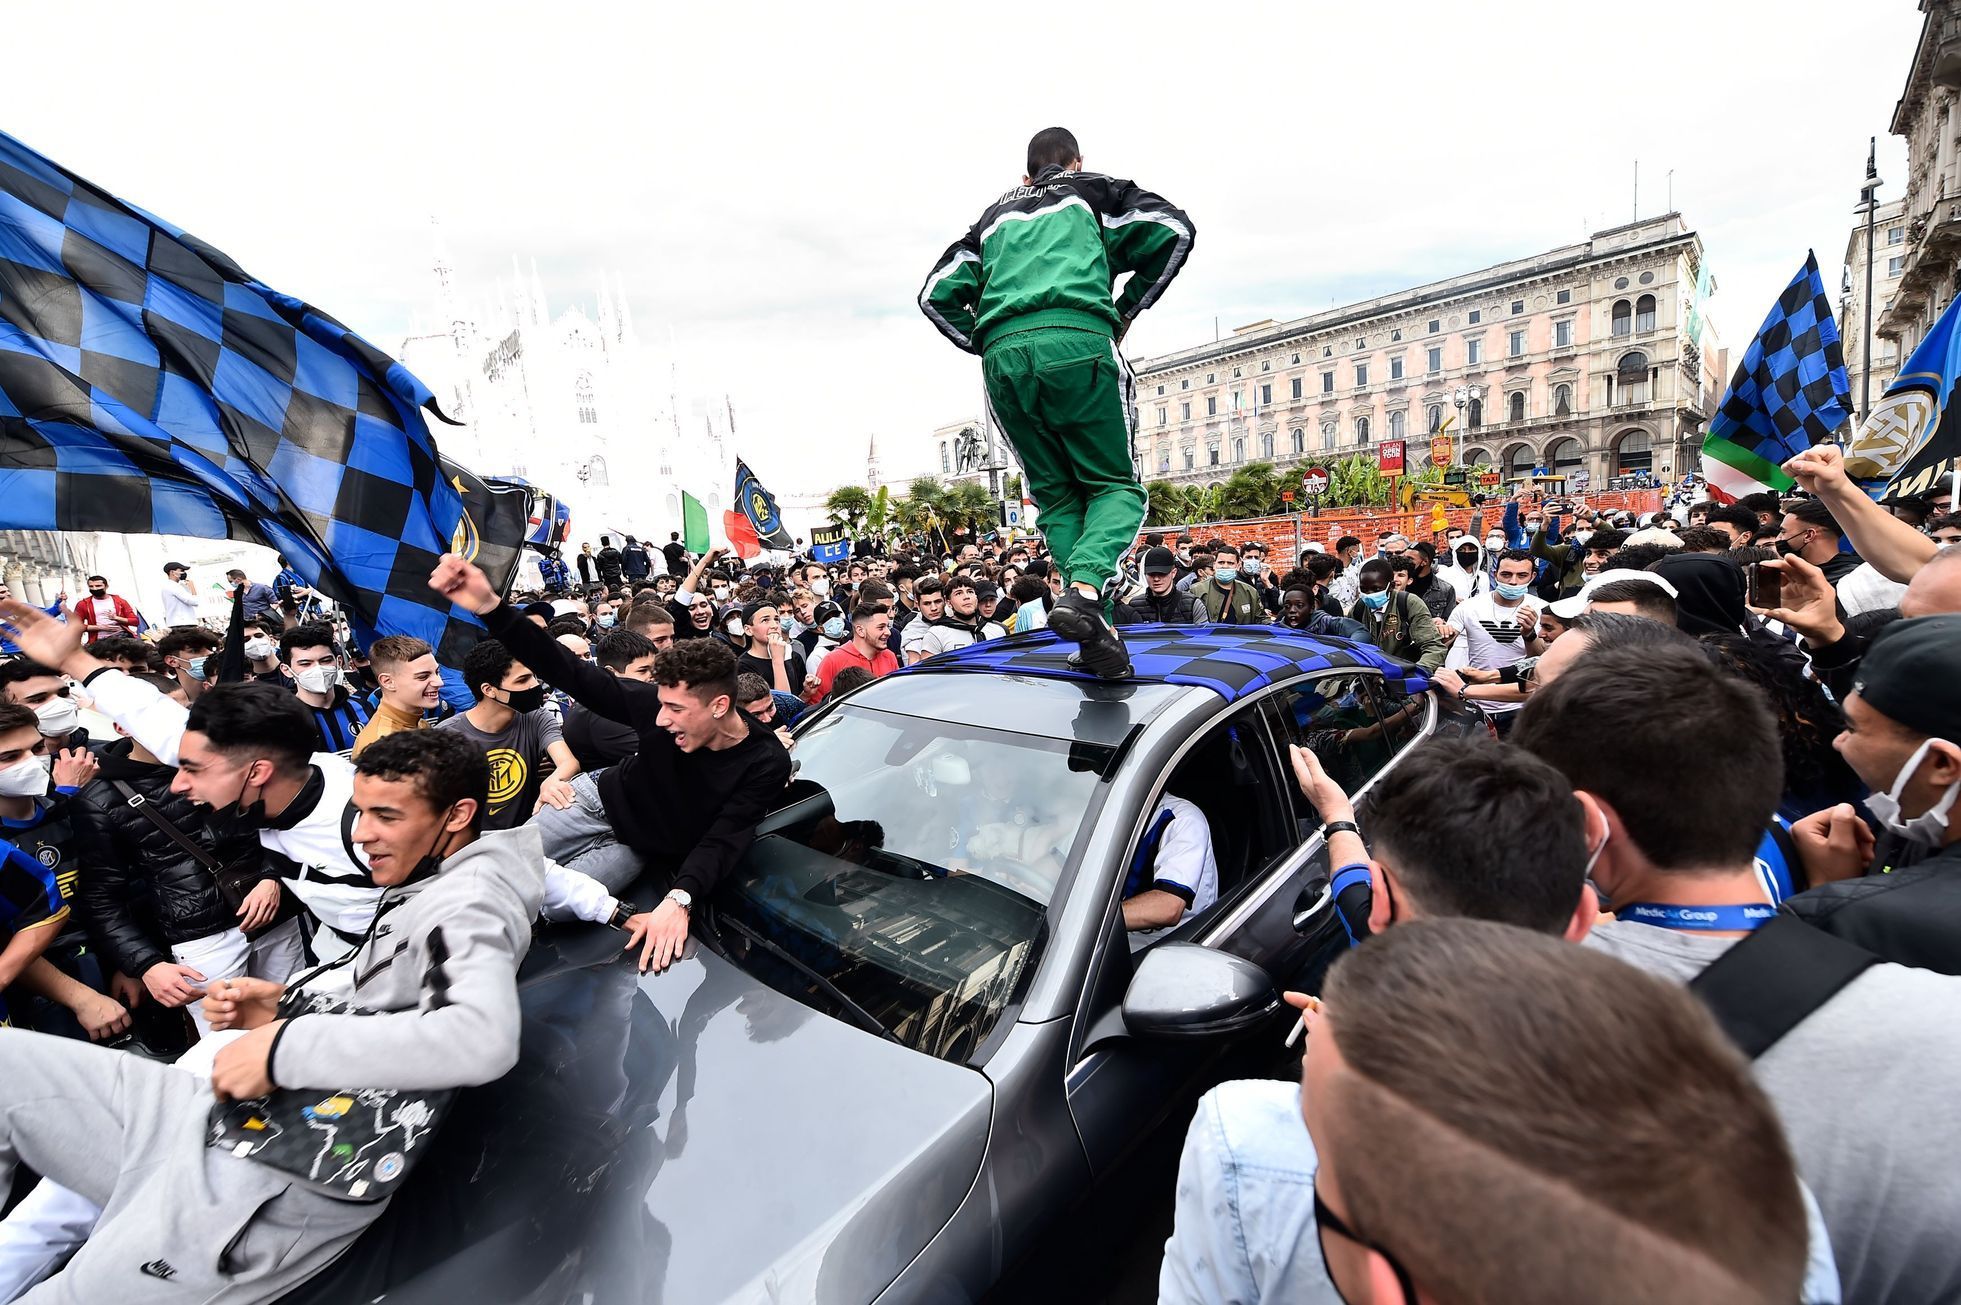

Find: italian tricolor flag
[1700,432,1795,503]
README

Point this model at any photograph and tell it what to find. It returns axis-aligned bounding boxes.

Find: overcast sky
[6,1,1926,493]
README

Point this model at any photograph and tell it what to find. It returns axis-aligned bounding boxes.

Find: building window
[1206,396,1218,416]
[1611,299,1633,336]
[1183,447,1195,470]
[1468,397,1483,429]
[1634,294,1656,332]
[1291,427,1305,454]
[1291,352,1301,364]
[1158,407,1167,426]
[1159,450,1171,473]
[939,443,950,473]
[1260,431,1274,458]
[1355,364,1369,387]
[1614,276,1630,290]
[1232,390,1244,412]
[1156,384,1164,395]
[1889,255,1906,275]
[1616,428,1654,473]
[575,372,597,424]
[1391,328,1403,342]
[1260,383,1272,406]
[1639,272,1654,285]
[1556,288,1572,304]
[1888,226,1905,245]
[1181,379,1189,389]
[1428,404,1443,432]
[1181,401,1191,420]
[1232,438,1244,463]
[1509,329,1527,357]
[1232,367,1242,378]
[1555,319,1573,348]
[1323,345,1333,357]
[1466,338,1483,365]
[1510,299,1524,315]
[1508,391,1526,423]
[1427,346,1443,373]
[1291,377,1303,400]
[1356,415,1371,445]
[1320,422,1336,449]
[1355,337,1367,350]
[1390,356,1404,380]
[1208,444,1220,466]
[1553,382,1572,416]
[1617,351,1651,404]
[1207,373,1216,384]
[1260,360,1271,371]
[1389,409,1406,440]
[1468,308,1482,325]
[1322,372,1335,393]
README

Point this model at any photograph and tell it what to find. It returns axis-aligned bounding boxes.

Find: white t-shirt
[161,580,201,626]
[1132,794,1219,923]
[1443,590,1538,713]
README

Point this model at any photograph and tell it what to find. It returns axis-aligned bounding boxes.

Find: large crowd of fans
[0,436,1957,1300]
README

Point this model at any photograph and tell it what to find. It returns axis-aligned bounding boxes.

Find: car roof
[895,624,1431,704]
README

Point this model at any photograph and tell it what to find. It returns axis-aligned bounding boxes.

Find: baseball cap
[1854,614,1961,739]
[1143,546,1179,575]
[1580,568,1680,600]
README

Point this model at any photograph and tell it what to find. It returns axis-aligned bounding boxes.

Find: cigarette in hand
[1284,995,1324,1048]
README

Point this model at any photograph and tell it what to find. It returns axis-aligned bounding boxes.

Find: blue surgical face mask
[596,614,616,629]
[1240,560,1261,577]
[1359,589,1391,611]
[822,616,845,639]
[1495,580,1532,601]
[186,655,210,682]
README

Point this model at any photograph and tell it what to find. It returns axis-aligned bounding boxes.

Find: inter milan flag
[734,456,795,549]
[1701,252,1851,500]
[0,129,488,679]
[442,459,530,597]
[1844,293,1961,503]
[809,522,851,565]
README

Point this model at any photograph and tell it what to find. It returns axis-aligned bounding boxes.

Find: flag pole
[1860,137,1882,423]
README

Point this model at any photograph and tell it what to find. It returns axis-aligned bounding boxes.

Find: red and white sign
[1301,466,1331,495]
[1378,440,1407,475]
[1280,489,1296,504]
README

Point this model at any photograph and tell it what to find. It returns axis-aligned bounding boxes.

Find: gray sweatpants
[531,771,644,893]
[0,1029,379,1303]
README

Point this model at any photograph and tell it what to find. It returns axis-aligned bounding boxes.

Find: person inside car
[1121,793,1219,932]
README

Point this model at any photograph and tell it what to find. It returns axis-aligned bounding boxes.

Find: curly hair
[655,636,737,704]
[1701,631,1862,814]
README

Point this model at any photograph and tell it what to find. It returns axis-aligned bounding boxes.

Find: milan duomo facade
[1130,214,1727,492]
[396,228,734,545]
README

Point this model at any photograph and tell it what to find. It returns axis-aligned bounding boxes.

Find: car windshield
[710,702,1118,1062]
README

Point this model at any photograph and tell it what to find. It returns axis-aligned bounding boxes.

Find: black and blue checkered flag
[1701,251,1850,499]
[0,129,492,692]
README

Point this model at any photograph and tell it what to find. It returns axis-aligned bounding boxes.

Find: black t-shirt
[662,541,689,574]
[564,701,640,772]
[736,649,807,696]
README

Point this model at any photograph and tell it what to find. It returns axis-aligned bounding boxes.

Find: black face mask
[499,684,547,715]
[205,762,270,837]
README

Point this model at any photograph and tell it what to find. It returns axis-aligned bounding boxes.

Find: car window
[1366,673,1427,755]
[714,704,1118,1062]
[1275,672,1397,802]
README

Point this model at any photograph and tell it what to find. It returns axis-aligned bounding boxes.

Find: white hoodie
[1436,538,1491,601]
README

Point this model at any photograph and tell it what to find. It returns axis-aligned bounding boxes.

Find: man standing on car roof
[920,127,1195,680]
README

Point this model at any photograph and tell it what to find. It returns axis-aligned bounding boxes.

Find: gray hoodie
[268,824,546,1093]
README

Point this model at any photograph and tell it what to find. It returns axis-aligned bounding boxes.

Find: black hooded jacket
[69,738,274,976]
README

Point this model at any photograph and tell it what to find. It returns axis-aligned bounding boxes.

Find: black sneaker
[1050,592,1131,679]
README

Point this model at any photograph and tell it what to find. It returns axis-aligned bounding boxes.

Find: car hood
[280,926,993,1305]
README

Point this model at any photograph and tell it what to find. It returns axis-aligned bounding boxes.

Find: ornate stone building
[1879,0,1961,359]
[1130,214,1723,491]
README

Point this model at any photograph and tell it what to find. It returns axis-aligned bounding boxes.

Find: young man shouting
[920,126,1195,678]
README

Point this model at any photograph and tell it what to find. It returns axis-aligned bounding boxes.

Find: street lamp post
[1451,383,1483,468]
[1858,136,1884,422]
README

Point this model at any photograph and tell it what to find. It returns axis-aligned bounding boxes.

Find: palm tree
[945,481,998,538]
[1144,480,1188,526]
[825,485,872,536]
[1219,462,1283,519]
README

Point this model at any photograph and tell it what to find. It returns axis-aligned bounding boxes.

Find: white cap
[1580,568,1680,600]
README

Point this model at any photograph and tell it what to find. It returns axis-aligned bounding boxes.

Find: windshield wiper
[715,909,902,1044]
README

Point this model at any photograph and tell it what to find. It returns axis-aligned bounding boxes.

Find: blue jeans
[533,772,643,894]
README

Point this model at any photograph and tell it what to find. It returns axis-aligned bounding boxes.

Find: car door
[1196,669,1435,988]
[1061,696,1300,1176]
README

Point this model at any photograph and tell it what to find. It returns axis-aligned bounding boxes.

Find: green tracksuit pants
[982,326,1145,593]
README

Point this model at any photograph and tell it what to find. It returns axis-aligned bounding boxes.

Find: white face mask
[725,617,744,637]
[34,696,79,739]
[294,665,340,695]
[0,756,50,798]
[1867,738,1961,847]
[244,637,277,661]
[811,578,831,596]
[712,585,731,601]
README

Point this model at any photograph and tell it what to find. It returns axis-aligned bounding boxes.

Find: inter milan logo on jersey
[484,747,527,813]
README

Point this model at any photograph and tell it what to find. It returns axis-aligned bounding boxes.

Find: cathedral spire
[530,258,549,331]
[866,434,880,490]
[431,217,467,354]
[615,271,638,347]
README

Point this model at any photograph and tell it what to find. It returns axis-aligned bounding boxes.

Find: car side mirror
[1121,943,1278,1039]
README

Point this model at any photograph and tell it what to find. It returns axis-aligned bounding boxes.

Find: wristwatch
[608,900,639,929]
[1323,820,1362,839]
[666,889,694,913]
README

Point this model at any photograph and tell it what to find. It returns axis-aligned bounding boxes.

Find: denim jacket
[1158,1079,1841,1305]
